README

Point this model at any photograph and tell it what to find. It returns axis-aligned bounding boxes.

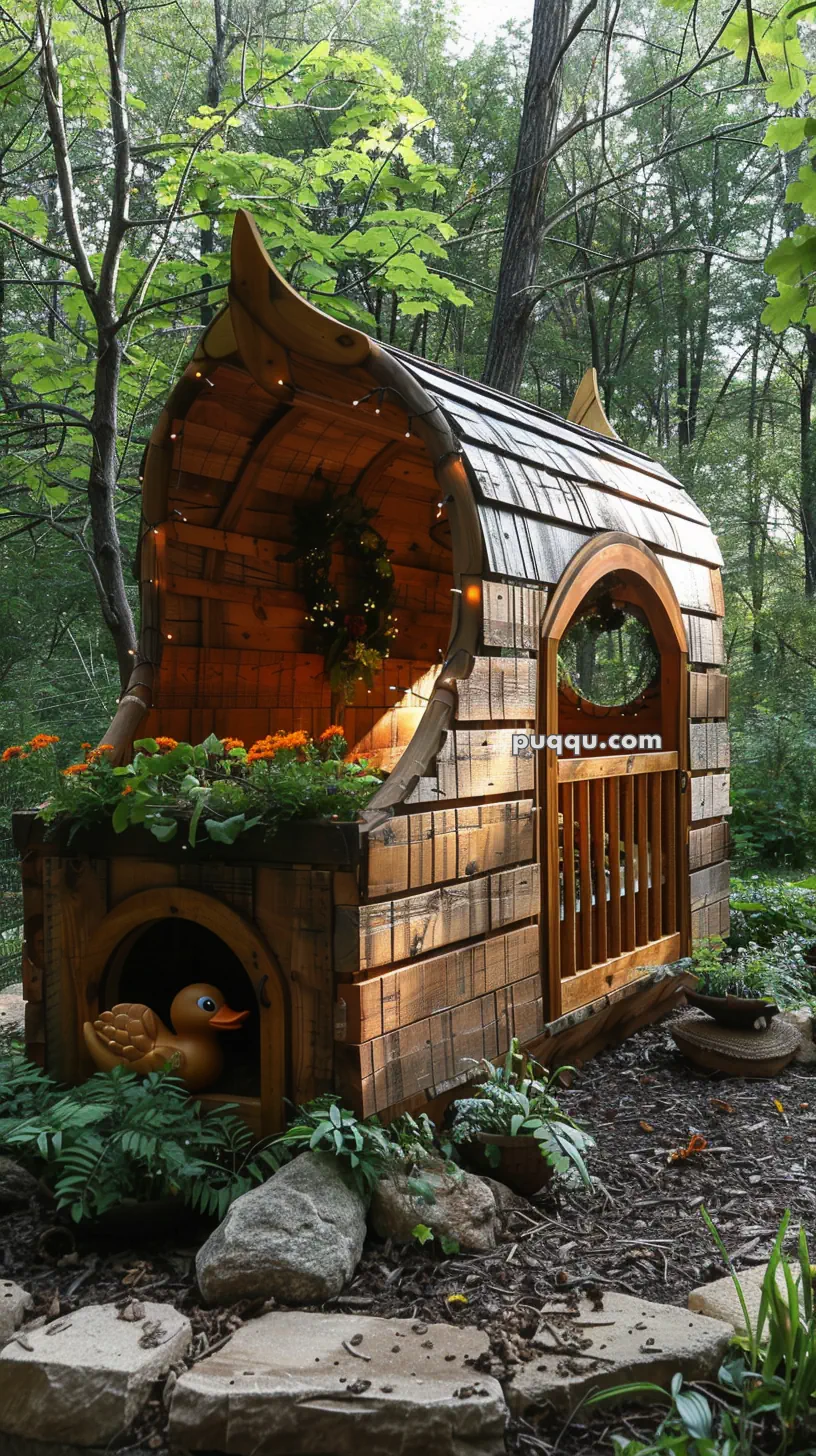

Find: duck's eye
[197,996,217,1013]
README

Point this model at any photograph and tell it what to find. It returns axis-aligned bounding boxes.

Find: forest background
[0,0,814,982]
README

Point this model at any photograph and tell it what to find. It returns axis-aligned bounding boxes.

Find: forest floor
[3,1009,815,1455]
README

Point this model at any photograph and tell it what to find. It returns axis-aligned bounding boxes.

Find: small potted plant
[448,1039,594,1197]
[688,938,779,1029]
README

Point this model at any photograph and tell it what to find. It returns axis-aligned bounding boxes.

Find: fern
[0,1051,278,1223]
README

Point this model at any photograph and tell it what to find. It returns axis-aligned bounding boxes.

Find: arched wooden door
[537,534,690,1020]
[81,888,287,1132]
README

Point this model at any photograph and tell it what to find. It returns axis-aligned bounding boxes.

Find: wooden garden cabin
[15,211,730,1130]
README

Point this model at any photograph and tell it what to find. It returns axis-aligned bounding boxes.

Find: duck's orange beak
[209,1004,250,1030]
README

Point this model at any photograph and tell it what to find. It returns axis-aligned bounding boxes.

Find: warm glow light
[464,584,482,606]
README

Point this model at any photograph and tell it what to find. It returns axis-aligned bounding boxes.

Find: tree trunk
[686,250,712,445]
[200,0,229,324]
[89,326,138,686]
[800,327,816,598]
[482,0,571,394]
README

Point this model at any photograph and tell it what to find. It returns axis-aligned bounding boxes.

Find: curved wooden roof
[106,209,722,782]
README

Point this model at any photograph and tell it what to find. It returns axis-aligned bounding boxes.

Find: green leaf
[111,797,131,834]
[411,1222,434,1245]
[149,820,179,843]
[674,1389,713,1439]
[203,814,246,844]
[761,286,808,332]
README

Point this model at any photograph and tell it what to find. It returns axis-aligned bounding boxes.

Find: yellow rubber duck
[82,982,250,1093]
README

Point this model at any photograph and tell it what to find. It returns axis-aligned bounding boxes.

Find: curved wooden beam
[540,532,687,657]
[567,367,620,441]
[230,209,370,369]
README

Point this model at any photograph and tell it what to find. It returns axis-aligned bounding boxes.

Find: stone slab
[169,1310,507,1455]
[689,1262,797,1335]
[0,1284,31,1347]
[507,1291,732,1415]
[0,1301,191,1446]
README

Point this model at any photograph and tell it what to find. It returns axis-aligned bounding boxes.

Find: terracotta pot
[463,1132,553,1197]
[686,989,778,1030]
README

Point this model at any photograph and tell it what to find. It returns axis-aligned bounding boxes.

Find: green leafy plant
[267,1094,397,1197]
[595,1372,747,1455]
[27,728,383,847]
[729,877,816,949]
[0,1051,278,1222]
[449,1038,594,1187]
[597,1208,816,1455]
[410,1222,459,1255]
[692,938,771,1001]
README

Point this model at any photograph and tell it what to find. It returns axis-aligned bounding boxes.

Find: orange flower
[154,736,178,751]
[27,734,60,752]
[86,744,114,765]
[1,745,27,762]
[222,737,244,751]
[246,729,308,763]
[63,763,89,776]
[121,784,133,796]
[319,724,345,743]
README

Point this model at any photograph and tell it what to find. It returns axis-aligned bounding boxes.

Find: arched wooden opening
[105,210,482,772]
[537,533,689,1020]
[80,888,287,1131]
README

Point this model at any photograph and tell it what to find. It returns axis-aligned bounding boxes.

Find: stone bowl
[464,1133,553,1197]
[686,989,779,1030]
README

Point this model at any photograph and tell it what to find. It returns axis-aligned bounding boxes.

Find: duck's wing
[91,1003,169,1062]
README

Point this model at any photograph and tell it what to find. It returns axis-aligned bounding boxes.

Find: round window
[559,596,659,707]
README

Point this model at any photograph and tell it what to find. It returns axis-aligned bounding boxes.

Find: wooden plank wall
[687,652,731,942]
[336,578,545,1116]
[339,564,730,1117]
[25,847,335,1112]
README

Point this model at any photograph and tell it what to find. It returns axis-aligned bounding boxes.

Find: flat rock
[169,1310,507,1455]
[506,1291,732,1415]
[689,1262,796,1335]
[0,1300,191,1446]
[0,1282,32,1347]
[197,1152,367,1306]
[370,1165,499,1251]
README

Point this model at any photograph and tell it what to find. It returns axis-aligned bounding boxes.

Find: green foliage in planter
[0,1051,277,1221]
[32,728,382,847]
[693,934,816,1011]
[448,1038,594,1187]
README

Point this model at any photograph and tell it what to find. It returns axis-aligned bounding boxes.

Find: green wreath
[284,484,397,705]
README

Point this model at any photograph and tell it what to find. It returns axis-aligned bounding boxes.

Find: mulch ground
[3,1008,815,1455]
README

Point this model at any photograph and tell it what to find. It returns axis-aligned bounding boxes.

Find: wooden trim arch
[82,887,287,1131]
[537,533,690,1021]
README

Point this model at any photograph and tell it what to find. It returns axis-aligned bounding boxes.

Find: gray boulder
[196,1153,367,1306]
[370,1164,499,1252]
[0,1157,42,1213]
[0,1281,32,1346]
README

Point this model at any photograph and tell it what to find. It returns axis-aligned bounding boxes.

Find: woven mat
[672,1012,799,1059]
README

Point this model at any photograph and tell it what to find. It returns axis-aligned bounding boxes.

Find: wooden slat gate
[555,753,682,1013]
[537,534,691,1021]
